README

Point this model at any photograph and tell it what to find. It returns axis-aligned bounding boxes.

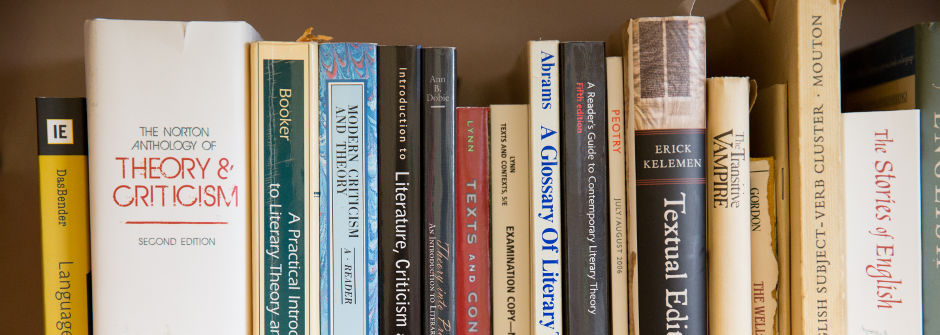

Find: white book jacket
[85,19,261,334]
[844,109,923,335]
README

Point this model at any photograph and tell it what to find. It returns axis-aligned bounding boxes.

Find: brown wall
[0,0,936,332]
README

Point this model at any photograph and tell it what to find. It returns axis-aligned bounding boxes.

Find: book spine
[620,44,640,335]
[750,84,790,335]
[84,20,258,333]
[36,97,91,335]
[527,40,564,335]
[251,42,316,335]
[843,110,922,334]
[606,56,628,335]
[915,24,940,333]
[626,17,707,334]
[455,107,491,335]
[792,5,846,333]
[560,41,610,334]
[489,104,532,335]
[749,158,778,335]
[319,42,379,335]
[705,77,752,333]
[422,47,457,335]
[378,45,423,335]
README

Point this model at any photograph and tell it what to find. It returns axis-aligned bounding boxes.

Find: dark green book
[842,22,940,332]
[250,42,316,335]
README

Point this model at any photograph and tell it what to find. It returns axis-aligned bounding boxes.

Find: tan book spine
[790,4,846,333]
[751,84,789,335]
[750,158,779,335]
[490,104,532,335]
[606,56,628,335]
[706,77,753,334]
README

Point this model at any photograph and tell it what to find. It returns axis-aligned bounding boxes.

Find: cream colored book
[249,41,319,335]
[606,56,628,335]
[84,19,260,333]
[750,158,779,335]
[490,104,532,335]
[527,40,564,335]
[706,77,753,334]
[750,84,790,335]
[843,109,922,335]
[708,1,847,332]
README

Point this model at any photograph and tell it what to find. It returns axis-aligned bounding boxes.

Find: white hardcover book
[85,19,261,334]
[844,109,923,335]
[527,40,563,335]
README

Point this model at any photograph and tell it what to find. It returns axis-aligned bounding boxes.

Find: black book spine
[560,42,611,334]
[379,45,423,335]
[422,47,457,335]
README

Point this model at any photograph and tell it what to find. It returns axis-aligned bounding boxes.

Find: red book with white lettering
[455,107,491,334]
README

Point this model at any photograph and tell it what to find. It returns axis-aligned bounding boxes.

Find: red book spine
[455,107,491,335]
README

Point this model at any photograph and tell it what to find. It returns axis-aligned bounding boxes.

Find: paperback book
[378,45,423,335]
[319,42,379,335]
[250,41,318,335]
[527,40,564,335]
[560,41,610,335]
[422,47,457,335]
[489,104,532,335]
[455,106,491,334]
[37,97,91,335]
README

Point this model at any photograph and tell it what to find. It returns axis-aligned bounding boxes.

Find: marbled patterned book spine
[319,42,379,335]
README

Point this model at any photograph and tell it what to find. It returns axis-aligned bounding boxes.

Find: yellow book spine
[37,97,91,335]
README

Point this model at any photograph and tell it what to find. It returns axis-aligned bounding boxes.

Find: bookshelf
[1,0,937,332]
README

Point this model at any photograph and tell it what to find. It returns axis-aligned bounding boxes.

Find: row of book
[34,5,940,335]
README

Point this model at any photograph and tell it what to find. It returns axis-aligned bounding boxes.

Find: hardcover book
[708,1,848,331]
[37,97,91,335]
[319,42,379,335]
[623,16,707,335]
[84,19,260,333]
[455,107,491,335]
[489,104,532,335]
[560,41,610,335]
[378,45,422,335]
[250,41,318,335]
[750,84,790,335]
[749,158,779,335]
[606,56,628,335]
[841,23,940,332]
[422,47,457,335]
[705,77,752,334]
[527,39,564,335]
[843,109,923,335]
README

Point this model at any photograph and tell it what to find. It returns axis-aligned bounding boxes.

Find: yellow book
[708,1,847,333]
[37,97,91,335]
